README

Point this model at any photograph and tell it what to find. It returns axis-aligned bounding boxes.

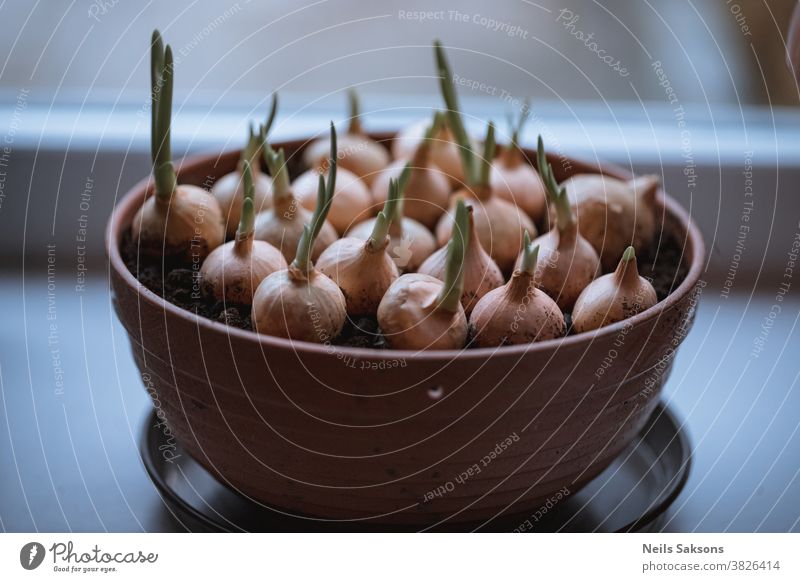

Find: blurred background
[2,0,798,105]
[0,0,798,276]
[0,0,798,532]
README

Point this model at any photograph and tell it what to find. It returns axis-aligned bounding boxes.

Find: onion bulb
[434,122,536,274]
[211,96,277,237]
[419,204,503,315]
[572,246,657,333]
[254,145,338,264]
[372,113,451,229]
[517,137,600,311]
[132,30,224,263]
[377,200,470,350]
[200,161,287,304]
[293,165,372,235]
[470,233,566,347]
[350,165,437,273]
[557,172,660,271]
[317,176,402,315]
[433,42,536,274]
[392,114,471,187]
[490,105,547,223]
[302,89,389,186]
[252,125,347,343]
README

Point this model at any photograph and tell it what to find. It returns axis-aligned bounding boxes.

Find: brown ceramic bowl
[107,133,704,526]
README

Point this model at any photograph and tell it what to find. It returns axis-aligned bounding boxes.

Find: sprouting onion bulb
[557,172,660,271]
[435,120,536,274]
[490,103,547,222]
[254,142,338,264]
[292,164,372,235]
[521,137,600,311]
[419,204,503,315]
[391,114,471,187]
[303,89,389,186]
[571,246,657,333]
[252,125,347,343]
[350,165,437,272]
[132,30,224,262]
[372,112,451,229]
[470,234,565,346]
[433,41,536,273]
[377,199,470,350]
[211,95,277,237]
[200,160,287,304]
[317,176,401,315]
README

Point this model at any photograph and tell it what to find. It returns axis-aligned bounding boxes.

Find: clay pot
[107,134,705,526]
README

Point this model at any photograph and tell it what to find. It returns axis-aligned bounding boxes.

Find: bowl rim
[106,141,706,361]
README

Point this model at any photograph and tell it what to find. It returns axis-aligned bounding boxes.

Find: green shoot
[397,162,411,196]
[263,92,279,137]
[519,231,539,274]
[616,246,639,282]
[621,246,636,263]
[292,123,337,274]
[150,30,163,165]
[368,177,401,251]
[414,111,445,164]
[236,160,255,241]
[242,123,264,170]
[434,41,476,186]
[263,145,291,203]
[241,94,277,170]
[348,88,363,134]
[537,136,573,231]
[437,199,469,312]
[423,111,445,142]
[478,121,496,187]
[509,99,530,152]
[389,163,412,236]
[151,29,176,200]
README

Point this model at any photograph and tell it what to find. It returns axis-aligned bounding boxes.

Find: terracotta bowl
[107,134,705,526]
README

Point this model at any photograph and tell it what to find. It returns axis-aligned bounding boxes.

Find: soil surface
[121,226,689,349]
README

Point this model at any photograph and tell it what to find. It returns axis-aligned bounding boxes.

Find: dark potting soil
[120,229,689,348]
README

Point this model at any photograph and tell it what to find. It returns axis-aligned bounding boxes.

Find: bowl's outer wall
[108,137,704,525]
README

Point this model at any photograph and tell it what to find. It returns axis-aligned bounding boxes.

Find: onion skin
[132,184,225,263]
[527,135,600,311]
[212,169,272,238]
[571,247,657,333]
[253,199,337,264]
[348,217,436,273]
[527,224,600,311]
[371,158,450,229]
[303,133,389,187]
[303,91,389,187]
[392,119,470,187]
[316,237,399,316]
[470,271,565,346]
[214,96,278,237]
[377,273,468,350]
[293,167,373,234]
[253,123,347,343]
[252,265,346,343]
[490,147,547,223]
[202,159,287,304]
[419,208,503,315]
[558,174,660,271]
[436,187,536,274]
[200,238,286,304]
